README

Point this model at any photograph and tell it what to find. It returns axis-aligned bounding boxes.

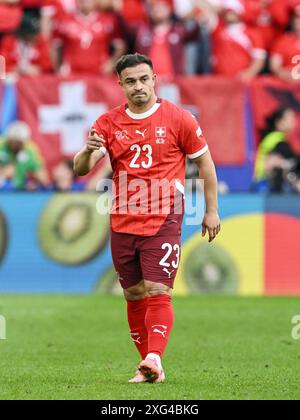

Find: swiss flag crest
[155,127,167,138]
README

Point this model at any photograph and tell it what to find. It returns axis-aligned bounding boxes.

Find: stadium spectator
[53,0,126,76]
[111,0,148,28]
[0,14,53,76]
[242,0,290,50]
[40,0,77,39]
[0,121,50,191]
[51,159,85,191]
[134,0,199,78]
[270,7,300,83]
[254,108,300,193]
[201,0,267,80]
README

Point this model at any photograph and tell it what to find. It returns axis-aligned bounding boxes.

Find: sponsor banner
[0,193,299,295]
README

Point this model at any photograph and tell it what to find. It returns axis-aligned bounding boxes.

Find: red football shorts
[110,211,184,290]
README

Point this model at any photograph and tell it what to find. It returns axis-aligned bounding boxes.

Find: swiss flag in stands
[17,76,125,172]
[16,75,247,170]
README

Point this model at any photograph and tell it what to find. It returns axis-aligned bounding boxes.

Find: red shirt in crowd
[55,11,123,75]
[0,35,53,73]
[242,0,290,48]
[148,27,176,78]
[22,0,45,7]
[42,0,76,19]
[136,23,197,77]
[0,3,22,32]
[271,33,300,70]
[212,21,266,76]
[120,0,148,26]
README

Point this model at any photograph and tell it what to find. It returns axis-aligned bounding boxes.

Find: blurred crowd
[1,0,300,81]
[1,0,300,193]
[1,112,300,193]
[0,120,112,192]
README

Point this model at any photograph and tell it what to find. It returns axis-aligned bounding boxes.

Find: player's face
[119,64,156,107]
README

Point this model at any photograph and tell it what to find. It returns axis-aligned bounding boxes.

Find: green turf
[0,295,300,400]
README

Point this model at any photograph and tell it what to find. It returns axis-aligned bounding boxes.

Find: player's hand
[201,211,221,243]
[86,129,106,153]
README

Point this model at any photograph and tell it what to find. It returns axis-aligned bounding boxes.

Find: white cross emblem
[155,127,166,138]
[38,82,107,155]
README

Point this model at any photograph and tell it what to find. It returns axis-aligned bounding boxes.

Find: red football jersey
[93,99,208,236]
[242,0,289,48]
[212,22,266,76]
[55,11,123,75]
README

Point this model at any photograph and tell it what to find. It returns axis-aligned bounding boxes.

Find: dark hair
[260,108,290,140]
[115,53,153,76]
[15,14,40,38]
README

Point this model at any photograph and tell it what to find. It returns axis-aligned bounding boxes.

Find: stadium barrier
[0,193,299,295]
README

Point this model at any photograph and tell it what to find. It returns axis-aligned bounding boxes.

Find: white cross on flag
[17,77,125,172]
[155,127,167,138]
[38,82,106,155]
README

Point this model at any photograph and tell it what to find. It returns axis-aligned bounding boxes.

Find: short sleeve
[91,116,109,156]
[179,110,208,160]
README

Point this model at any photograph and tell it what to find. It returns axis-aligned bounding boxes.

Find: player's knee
[145,282,172,297]
[123,282,147,301]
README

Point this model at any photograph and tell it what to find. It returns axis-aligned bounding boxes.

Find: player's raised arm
[193,150,221,243]
[73,129,107,176]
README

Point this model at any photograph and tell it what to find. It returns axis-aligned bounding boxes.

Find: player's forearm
[196,154,218,214]
[73,148,93,176]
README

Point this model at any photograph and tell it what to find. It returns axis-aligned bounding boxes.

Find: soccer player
[74,53,220,383]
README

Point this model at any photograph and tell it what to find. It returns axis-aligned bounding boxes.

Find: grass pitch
[0,295,300,400]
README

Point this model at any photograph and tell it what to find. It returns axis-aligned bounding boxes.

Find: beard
[131,93,149,105]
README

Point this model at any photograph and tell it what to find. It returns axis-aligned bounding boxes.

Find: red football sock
[127,297,149,360]
[145,295,174,359]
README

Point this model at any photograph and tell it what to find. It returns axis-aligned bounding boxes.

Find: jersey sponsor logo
[115,130,129,141]
[155,127,167,138]
[135,129,147,139]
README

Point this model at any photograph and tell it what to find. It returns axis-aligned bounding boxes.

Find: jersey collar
[125,100,162,120]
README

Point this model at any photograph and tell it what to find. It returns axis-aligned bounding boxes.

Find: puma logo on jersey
[131,332,141,345]
[152,325,168,338]
[136,129,147,139]
[163,268,175,279]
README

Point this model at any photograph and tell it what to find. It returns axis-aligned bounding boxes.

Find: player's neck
[127,96,158,115]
